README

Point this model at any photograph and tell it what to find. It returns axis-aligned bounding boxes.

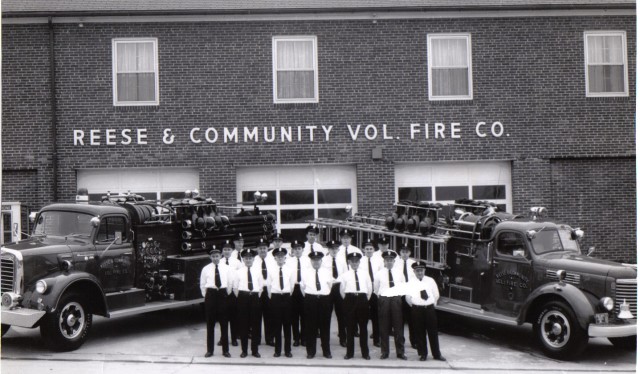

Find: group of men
[199,226,446,362]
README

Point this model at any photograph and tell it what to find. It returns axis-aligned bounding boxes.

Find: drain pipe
[48,16,58,202]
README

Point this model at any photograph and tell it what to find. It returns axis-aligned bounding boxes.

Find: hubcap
[58,301,85,339]
[540,310,570,348]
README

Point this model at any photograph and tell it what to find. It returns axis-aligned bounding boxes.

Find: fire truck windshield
[34,211,94,239]
[530,227,580,255]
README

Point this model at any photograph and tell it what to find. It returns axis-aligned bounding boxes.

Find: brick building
[1,1,636,261]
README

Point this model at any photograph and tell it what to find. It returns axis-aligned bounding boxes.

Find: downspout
[48,17,58,202]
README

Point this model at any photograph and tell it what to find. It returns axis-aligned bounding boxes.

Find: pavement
[1,304,637,373]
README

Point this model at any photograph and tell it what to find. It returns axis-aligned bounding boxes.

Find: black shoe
[307,354,315,359]
[240,352,248,358]
[232,340,238,347]
[323,353,332,359]
[301,341,306,347]
[293,340,300,347]
[252,352,261,358]
[373,341,380,347]
[223,352,231,358]
[397,354,408,360]
[204,352,213,358]
[344,354,353,360]
[380,353,389,359]
[274,353,281,358]
[339,341,347,348]
[363,355,371,360]
[285,352,293,358]
[419,355,427,361]
[434,356,446,361]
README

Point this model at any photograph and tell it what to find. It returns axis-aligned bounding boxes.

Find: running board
[436,298,519,326]
[107,298,204,319]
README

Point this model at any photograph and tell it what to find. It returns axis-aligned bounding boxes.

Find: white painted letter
[491,122,504,137]
[205,128,218,143]
[383,124,393,140]
[435,123,445,139]
[224,127,238,143]
[264,127,276,142]
[137,129,148,145]
[190,128,202,143]
[106,129,116,145]
[476,122,487,138]
[281,127,292,142]
[451,123,461,139]
[364,124,378,140]
[90,129,101,145]
[244,127,259,142]
[73,130,85,145]
[306,125,317,142]
[121,129,132,145]
[347,125,361,140]
[410,124,421,140]
[321,125,333,141]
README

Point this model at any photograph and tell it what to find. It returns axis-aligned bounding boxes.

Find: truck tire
[1,324,10,336]
[40,292,93,351]
[533,301,588,360]
[608,336,637,351]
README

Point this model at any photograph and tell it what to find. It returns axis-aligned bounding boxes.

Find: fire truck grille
[615,279,637,318]
[1,255,15,294]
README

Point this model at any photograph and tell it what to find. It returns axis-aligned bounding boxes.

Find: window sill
[428,100,474,106]
[273,102,319,109]
[114,106,160,112]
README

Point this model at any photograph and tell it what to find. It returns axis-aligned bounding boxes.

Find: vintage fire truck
[1,190,275,351]
[309,199,637,359]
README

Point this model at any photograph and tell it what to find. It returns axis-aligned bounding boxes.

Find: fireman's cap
[340,229,353,237]
[256,238,268,248]
[240,248,257,258]
[222,240,233,249]
[291,240,304,249]
[381,250,398,259]
[399,245,412,253]
[377,236,389,245]
[271,233,284,242]
[272,247,288,257]
[346,252,363,261]
[411,260,427,270]
[305,225,319,234]
[363,238,375,249]
[233,233,244,242]
[209,245,221,255]
[327,240,340,249]
[308,251,324,260]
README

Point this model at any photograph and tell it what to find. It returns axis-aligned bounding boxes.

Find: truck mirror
[586,246,596,257]
[29,212,38,223]
[115,231,123,245]
[90,217,100,228]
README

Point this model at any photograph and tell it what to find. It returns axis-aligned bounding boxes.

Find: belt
[207,288,227,292]
[379,295,401,298]
[271,291,291,295]
[238,290,260,295]
[306,294,329,298]
[412,304,434,309]
[345,292,367,296]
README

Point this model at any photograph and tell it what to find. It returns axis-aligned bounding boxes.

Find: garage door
[237,165,357,243]
[395,161,512,212]
[77,168,199,201]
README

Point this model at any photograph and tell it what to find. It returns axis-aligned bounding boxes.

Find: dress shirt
[362,255,383,282]
[393,257,416,282]
[253,255,278,282]
[267,265,296,294]
[221,256,243,271]
[339,268,372,297]
[374,267,406,297]
[285,255,312,284]
[302,242,328,257]
[321,254,348,280]
[301,267,333,296]
[234,265,265,293]
[406,276,440,307]
[200,262,231,297]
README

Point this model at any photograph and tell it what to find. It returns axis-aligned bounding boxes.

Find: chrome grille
[1,254,16,294]
[615,279,637,318]
[545,270,581,285]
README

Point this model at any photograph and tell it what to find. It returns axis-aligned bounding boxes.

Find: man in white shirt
[267,247,295,358]
[362,238,383,348]
[406,260,446,362]
[394,245,416,348]
[253,238,275,346]
[322,240,347,347]
[374,250,406,360]
[233,248,264,358]
[221,240,240,346]
[286,240,308,347]
[302,225,327,256]
[232,232,245,261]
[200,246,232,358]
[301,251,333,359]
[339,252,372,360]
[338,229,362,268]
[267,233,284,260]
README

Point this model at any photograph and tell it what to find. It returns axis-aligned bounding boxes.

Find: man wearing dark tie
[301,251,333,359]
[267,247,295,358]
[322,240,347,347]
[200,246,232,358]
[233,248,264,358]
[286,240,309,347]
[394,245,416,348]
[254,238,275,346]
[374,250,406,360]
[339,252,372,360]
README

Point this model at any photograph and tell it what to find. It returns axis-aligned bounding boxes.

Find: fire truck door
[489,231,533,316]
[95,215,135,292]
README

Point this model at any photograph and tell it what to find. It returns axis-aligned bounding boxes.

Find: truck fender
[34,271,109,317]
[518,282,594,330]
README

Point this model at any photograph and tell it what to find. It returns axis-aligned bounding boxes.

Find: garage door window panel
[398,187,432,202]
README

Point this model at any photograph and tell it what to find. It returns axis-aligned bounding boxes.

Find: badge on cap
[381,250,398,259]
[209,245,221,255]
[340,229,353,237]
[291,240,304,249]
[256,238,268,247]
[363,238,375,248]
[234,233,244,241]
[305,225,319,234]
[411,260,427,270]
[241,248,257,258]
[272,247,288,257]
[222,240,233,249]
[309,251,324,260]
[346,252,362,261]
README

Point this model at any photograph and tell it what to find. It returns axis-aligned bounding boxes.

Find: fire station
[1,1,636,261]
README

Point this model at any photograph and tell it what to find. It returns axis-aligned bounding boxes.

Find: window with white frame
[428,34,473,100]
[584,31,628,97]
[112,38,159,106]
[272,36,319,103]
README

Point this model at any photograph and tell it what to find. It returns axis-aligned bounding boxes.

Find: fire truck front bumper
[1,307,46,328]
[588,319,637,338]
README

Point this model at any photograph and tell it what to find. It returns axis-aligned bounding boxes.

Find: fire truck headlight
[600,297,614,312]
[36,280,48,294]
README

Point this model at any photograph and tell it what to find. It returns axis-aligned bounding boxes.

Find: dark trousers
[291,284,305,343]
[205,288,229,354]
[402,296,415,346]
[368,294,379,344]
[237,291,261,354]
[303,294,332,356]
[411,305,441,358]
[260,286,273,344]
[270,293,293,355]
[378,295,404,356]
[344,293,369,357]
[227,293,238,342]
[329,283,346,343]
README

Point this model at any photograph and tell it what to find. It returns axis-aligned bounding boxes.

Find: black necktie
[297,258,301,283]
[316,270,321,291]
[388,269,394,288]
[368,258,373,280]
[403,259,408,282]
[355,270,360,292]
[214,265,221,288]
[262,259,267,279]
[279,267,284,290]
[332,257,338,279]
[225,257,229,265]
[247,268,253,291]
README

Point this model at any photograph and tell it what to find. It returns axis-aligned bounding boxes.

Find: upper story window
[427,34,473,101]
[112,38,159,106]
[584,31,628,97]
[272,36,319,103]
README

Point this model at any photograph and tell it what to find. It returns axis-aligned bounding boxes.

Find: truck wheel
[40,293,92,351]
[1,324,10,336]
[534,301,588,360]
[608,336,637,351]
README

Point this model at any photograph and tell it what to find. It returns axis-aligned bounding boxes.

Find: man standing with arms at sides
[221,240,240,346]
[362,238,383,348]
[340,252,372,360]
[233,248,264,358]
[394,244,416,349]
[254,238,276,346]
[301,251,333,359]
[286,240,310,347]
[200,245,232,358]
[406,260,446,362]
[374,250,406,360]
[267,247,295,358]
[302,225,327,256]
[322,239,347,347]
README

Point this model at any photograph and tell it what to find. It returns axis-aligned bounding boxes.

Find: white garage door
[395,161,512,212]
[77,168,199,201]
[237,165,357,243]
